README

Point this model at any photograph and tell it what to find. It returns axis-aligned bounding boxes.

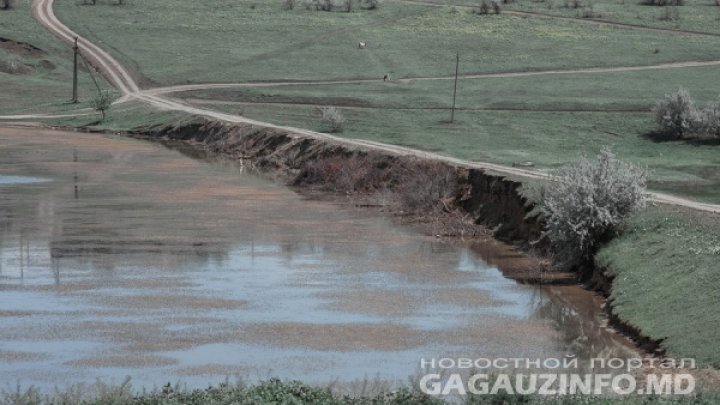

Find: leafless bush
[319,106,346,133]
[653,87,696,138]
[344,0,352,12]
[543,147,647,268]
[293,154,391,193]
[283,0,295,10]
[491,0,501,14]
[396,161,458,212]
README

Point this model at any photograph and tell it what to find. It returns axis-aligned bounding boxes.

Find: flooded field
[0,126,637,391]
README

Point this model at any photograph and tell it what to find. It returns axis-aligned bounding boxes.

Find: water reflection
[0,127,636,391]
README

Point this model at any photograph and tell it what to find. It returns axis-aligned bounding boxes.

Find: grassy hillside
[0,0,108,114]
[597,206,720,367]
[55,0,720,85]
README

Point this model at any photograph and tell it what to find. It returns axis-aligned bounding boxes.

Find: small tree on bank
[543,147,647,269]
[319,106,345,133]
[92,90,112,121]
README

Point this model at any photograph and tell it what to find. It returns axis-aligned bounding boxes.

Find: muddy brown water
[0,126,638,392]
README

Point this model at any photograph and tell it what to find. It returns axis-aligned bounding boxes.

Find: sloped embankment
[140,118,544,247]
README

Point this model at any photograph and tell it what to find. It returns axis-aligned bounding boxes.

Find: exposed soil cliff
[141,118,545,247]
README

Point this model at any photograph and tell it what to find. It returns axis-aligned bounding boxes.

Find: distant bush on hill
[653,87,720,140]
[319,106,346,133]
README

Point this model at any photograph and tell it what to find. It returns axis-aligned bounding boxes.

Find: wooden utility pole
[71,37,79,103]
[450,53,459,123]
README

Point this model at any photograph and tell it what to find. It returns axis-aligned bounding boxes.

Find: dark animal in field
[383,74,390,81]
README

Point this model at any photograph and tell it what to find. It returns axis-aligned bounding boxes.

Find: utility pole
[450,53,459,123]
[71,37,79,103]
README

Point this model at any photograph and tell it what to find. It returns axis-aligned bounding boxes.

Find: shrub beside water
[542,147,648,269]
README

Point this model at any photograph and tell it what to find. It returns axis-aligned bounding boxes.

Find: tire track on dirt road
[25,0,720,214]
[141,58,720,98]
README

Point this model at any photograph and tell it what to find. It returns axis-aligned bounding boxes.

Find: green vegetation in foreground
[4,379,720,405]
[0,0,111,115]
[597,206,720,368]
[55,0,720,85]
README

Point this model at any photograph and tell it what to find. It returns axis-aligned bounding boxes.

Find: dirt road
[141,58,720,98]
[20,0,720,214]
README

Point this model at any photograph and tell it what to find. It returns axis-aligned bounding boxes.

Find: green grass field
[182,64,720,110]
[50,0,720,204]
[55,0,720,85]
[597,206,720,368]
[0,0,110,114]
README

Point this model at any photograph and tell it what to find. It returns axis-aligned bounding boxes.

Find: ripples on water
[0,127,636,391]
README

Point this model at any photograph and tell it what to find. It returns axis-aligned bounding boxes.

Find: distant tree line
[283,0,379,12]
[82,0,125,5]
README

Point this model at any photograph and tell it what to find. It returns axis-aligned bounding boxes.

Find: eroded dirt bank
[140,119,545,247]
[133,117,664,356]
